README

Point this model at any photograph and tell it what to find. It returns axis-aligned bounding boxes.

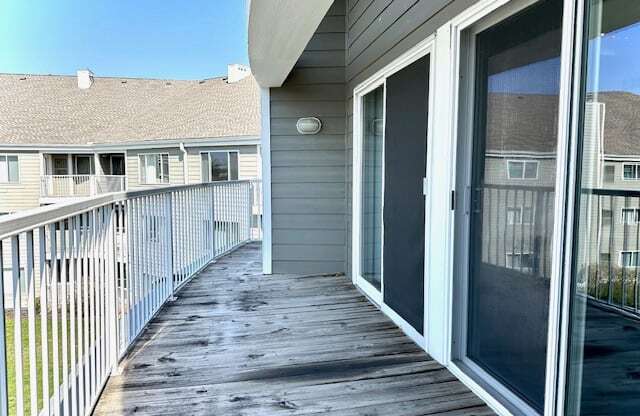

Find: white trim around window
[0,154,20,184]
[622,163,640,180]
[621,207,640,224]
[199,150,240,182]
[138,153,170,185]
[506,159,539,180]
[506,206,533,225]
[619,250,640,268]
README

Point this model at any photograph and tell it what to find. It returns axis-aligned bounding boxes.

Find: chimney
[227,64,251,83]
[77,69,94,89]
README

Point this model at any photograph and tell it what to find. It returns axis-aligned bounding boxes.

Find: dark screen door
[383,56,429,333]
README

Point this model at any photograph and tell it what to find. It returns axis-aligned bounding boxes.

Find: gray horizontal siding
[344,0,479,277]
[269,0,347,275]
[269,0,478,276]
[270,135,346,151]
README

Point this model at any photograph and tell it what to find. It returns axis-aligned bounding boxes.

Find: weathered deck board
[94,243,492,415]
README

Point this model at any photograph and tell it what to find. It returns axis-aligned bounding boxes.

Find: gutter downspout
[179,142,188,184]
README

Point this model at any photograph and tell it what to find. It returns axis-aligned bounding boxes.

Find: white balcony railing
[0,180,261,415]
[40,175,126,198]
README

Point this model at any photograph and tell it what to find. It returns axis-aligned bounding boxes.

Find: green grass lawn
[5,313,64,416]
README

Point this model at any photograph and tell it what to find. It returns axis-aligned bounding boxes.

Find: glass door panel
[465,0,563,411]
[360,85,384,291]
[567,1,640,414]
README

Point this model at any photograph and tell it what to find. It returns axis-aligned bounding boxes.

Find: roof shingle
[0,73,260,146]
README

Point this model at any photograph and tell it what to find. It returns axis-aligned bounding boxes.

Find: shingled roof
[0,73,260,146]
[486,91,640,156]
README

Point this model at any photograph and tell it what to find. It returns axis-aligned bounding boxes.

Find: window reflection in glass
[567,1,640,414]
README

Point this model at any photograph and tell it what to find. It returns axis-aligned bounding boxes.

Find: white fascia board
[0,136,261,152]
[248,0,335,88]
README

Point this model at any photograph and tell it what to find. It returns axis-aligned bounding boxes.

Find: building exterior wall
[268,0,347,274]
[265,0,488,275]
[0,150,41,214]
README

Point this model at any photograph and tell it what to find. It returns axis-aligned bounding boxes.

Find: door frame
[436,0,579,414]
[352,35,436,348]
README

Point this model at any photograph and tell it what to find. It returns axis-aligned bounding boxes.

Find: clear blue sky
[0,0,249,80]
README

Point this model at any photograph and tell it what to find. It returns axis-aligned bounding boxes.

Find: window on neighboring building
[621,208,640,224]
[200,151,239,182]
[603,165,615,183]
[507,160,538,180]
[506,206,533,225]
[0,155,19,183]
[620,251,640,268]
[623,163,640,180]
[139,154,169,184]
[601,208,612,225]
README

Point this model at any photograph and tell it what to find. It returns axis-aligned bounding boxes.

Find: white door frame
[352,35,436,349]
[430,0,579,414]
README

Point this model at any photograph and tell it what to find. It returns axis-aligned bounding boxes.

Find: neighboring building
[0,64,261,303]
[249,0,640,415]
[0,64,261,214]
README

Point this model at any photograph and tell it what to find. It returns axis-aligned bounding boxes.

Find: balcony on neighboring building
[40,153,126,203]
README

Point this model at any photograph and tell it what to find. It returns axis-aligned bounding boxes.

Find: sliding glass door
[566,1,640,414]
[355,51,431,335]
[457,0,563,412]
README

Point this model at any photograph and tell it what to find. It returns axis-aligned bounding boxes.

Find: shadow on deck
[94,243,492,415]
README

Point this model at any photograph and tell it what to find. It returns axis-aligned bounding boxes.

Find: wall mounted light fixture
[296,117,322,135]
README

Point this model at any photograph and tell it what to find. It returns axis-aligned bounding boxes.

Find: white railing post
[247,182,252,241]
[209,185,216,260]
[90,176,97,196]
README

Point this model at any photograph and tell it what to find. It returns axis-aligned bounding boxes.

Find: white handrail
[0,180,261,415]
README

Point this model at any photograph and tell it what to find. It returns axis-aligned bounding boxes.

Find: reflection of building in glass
[480,91,640,314]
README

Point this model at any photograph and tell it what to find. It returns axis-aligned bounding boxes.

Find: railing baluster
[88,211,96,401]
[39,226,50,416]
[50,222,61,416]
[107,204,118,373]
[141,198,148,322]
[69,217,78,416]
[26,231,37,416]
[11,235,24,416]
[0,241,8,416]
[82,213,90,411]
[0,180,262,415]
[59,221,69,416]
[95,208,103,390]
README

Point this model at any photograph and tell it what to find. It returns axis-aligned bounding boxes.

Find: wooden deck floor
[94,243,492,415]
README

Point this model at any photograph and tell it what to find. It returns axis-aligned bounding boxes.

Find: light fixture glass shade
[296,117,322,135]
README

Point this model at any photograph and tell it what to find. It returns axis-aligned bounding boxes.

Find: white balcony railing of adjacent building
[0,180,261,415]
[40,175,127,199]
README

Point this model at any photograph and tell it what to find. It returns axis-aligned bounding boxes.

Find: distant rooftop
[0,68,260,146]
